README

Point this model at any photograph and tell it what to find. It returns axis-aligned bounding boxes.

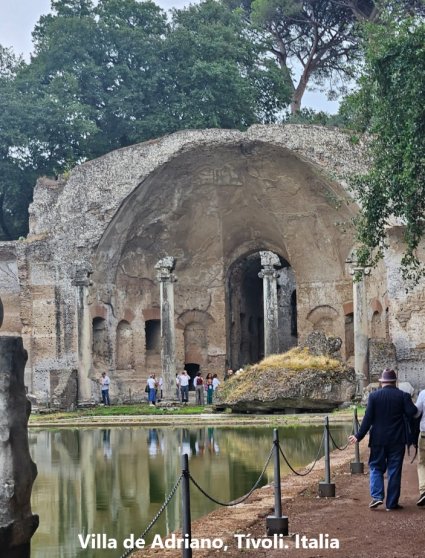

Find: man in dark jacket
[349,368,417,511]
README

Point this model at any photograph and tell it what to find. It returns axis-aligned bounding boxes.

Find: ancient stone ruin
[0,124,424,407]
[0,337,38,557]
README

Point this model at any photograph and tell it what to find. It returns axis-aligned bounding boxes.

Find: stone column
[72,264,93,404]
[259,251,281,357]
[351,266,370,398]
[0,337,39,557]
[155,257,177,400]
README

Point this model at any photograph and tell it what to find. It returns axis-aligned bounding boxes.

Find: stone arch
[116,320,134,369]
[226,249,296,369]
[306,305,339,336]
[370,299,384,338]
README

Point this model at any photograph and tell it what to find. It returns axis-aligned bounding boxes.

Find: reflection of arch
[306,305,338,335]
[92,317,111,368]
[0,296,3,328]
[116,320,134,369]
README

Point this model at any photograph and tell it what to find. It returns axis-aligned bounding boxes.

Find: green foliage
[351,19,425,282]
[0,0,290,239]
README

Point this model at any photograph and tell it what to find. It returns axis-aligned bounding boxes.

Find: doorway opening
[185,363,200,390]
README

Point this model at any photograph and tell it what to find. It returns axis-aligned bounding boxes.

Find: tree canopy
[0,0,290,240]
[347,17,425,281]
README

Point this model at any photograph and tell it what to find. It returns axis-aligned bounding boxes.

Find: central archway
[226,251,297,370]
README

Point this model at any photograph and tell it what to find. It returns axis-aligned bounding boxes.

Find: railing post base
[350,462,365,474]
[318,481,336,498]
[266,515,289,536]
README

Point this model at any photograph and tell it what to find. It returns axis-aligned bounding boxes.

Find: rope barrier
[328,428,351,451]
[118,473,183,558]
[278,430,325,476]
[189,444,274,507]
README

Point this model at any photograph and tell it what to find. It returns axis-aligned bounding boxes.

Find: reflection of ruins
[29,425,349,558]
[1,125,424,405]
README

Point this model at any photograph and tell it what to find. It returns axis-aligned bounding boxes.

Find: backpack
[196,377,203,386]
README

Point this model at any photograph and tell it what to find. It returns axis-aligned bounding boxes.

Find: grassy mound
[216,347,351,407]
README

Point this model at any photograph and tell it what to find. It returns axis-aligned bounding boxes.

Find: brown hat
[378,368,397,383]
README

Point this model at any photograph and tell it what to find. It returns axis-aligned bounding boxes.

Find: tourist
[205,373,213,405]
[212,374,220,396]
[349,368,417,510]
[413,388,425,506]
[179,370,190,404]
[194,372,205,405]
[100,372,111,406]
[147,374,157,406]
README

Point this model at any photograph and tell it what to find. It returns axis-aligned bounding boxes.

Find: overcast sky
[0,0,339,112]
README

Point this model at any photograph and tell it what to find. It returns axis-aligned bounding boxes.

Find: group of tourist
[143,370,221,406]
[176,371,220,405]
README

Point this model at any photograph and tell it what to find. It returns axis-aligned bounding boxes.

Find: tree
[350,19,425,282]
[164,0,291,129]
[226,0,425,113]
[0,0,290,239]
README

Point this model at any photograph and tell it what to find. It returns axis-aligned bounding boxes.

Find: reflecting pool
[29,424,351,557]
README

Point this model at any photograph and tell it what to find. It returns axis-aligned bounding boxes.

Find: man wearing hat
[349,368,417,510]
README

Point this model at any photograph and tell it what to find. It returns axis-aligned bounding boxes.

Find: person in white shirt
[212,374,220,392]
[100,372,111,406]
[179,370,190,404]
[147,375,157,406]
[415,389,425,505]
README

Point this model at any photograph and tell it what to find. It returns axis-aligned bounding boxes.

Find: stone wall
[5,124,424,403]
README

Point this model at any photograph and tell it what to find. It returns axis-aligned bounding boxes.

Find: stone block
[0,336,38,553]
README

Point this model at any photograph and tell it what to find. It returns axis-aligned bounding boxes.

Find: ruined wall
[383,227,425,389]
[0,242,21,335]
[14,125,381,403]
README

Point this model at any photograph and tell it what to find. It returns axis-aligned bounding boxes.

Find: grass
[255,347,341,372]
[217,347,350,404]
[29,404,208,423]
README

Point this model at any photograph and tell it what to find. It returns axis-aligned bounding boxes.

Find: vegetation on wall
[341,15,425,282]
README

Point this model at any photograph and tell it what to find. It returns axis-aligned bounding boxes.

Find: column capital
[72,263,93,287]
[155,256,177,282]
[259,250,281,279]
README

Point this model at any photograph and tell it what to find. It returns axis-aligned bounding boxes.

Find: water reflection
[29,424,350,558]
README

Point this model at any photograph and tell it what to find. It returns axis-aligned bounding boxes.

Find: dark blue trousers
[369,444,405,509]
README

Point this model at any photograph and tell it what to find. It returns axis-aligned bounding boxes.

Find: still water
[29,424,350,558]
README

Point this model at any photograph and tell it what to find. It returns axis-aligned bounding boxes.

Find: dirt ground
[133,441,425,558]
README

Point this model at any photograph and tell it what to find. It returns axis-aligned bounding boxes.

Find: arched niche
[92,317,111,369]
[226,250,296,369]
[306,305,339,336]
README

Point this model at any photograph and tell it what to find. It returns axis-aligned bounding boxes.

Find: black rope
[278,431,325,476]
[189,444,274,507]
[328,428,351,451]
[118,473,183,558]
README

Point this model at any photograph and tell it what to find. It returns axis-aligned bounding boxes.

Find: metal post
[350,408,365,474]
[318,417,336,497]
[181,454,192,558]
[266,429,289,536]
[273,429,282,517]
